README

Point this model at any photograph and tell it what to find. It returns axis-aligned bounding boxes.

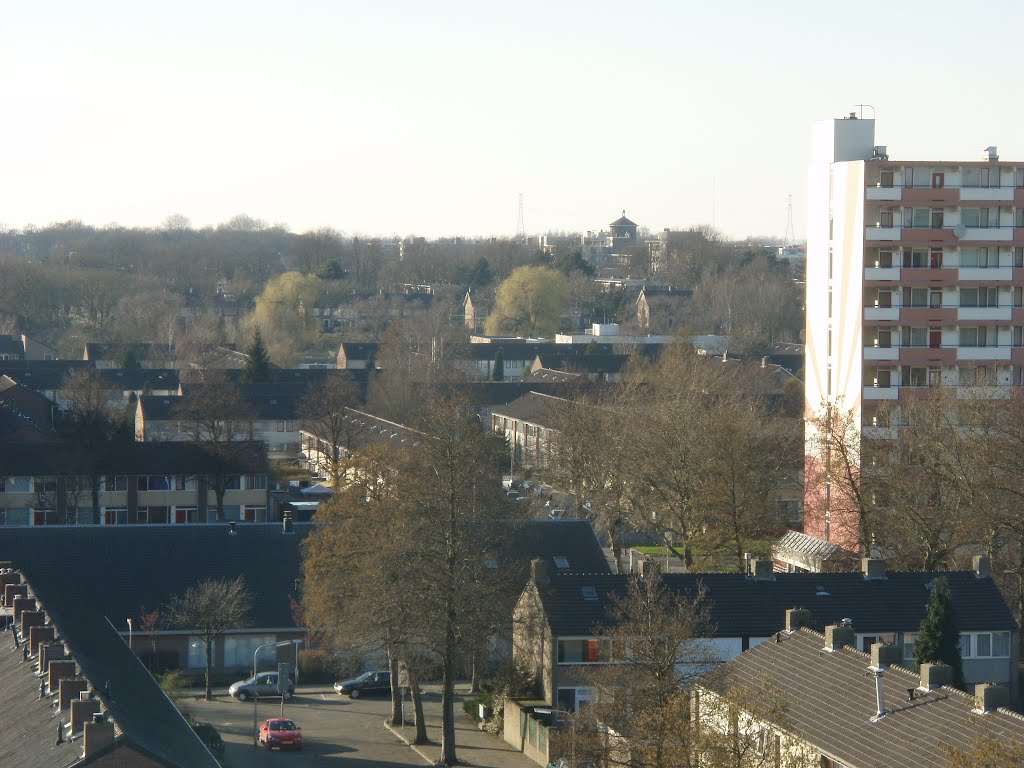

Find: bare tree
[164,576,252,700]
[298,373,364,490]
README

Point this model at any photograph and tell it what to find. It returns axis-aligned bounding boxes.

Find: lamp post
[126,619,132,655]
[252,640,293,747]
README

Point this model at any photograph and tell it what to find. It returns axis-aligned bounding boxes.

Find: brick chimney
[919,662,952,690]
[750,559,774,581]
[861,557,886,580]
[59,678,88,711]
[12,595,35,623]
[870,642,901,669]
[5,583,28,609]
[530,558,549,586]
[29,625,55,655]
[975,683,1011,713]
[83,714,116,758]
[70,695,101,734]
[824,623,855,651]
[21,609,44,637]
[785,608,813,632]
[973,555,991,579]
[48,659,76,693]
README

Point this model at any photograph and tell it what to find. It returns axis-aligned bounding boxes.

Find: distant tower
[784,194,796,248]
[516,193,525,240]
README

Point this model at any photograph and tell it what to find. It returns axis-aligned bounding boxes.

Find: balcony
[866,186,902,202]
[902,187,959,206]
[959,266,1012,282]
[960,227,1013,243]
[864,266,900,281]
[961,187,1014,202]
[900,306,957,323]
[864,386,899,401]
[899,347,955,365]
[956,346,1011,361]
[864,305,899,321]
[957,306,1011,322]
[863,346,898,361]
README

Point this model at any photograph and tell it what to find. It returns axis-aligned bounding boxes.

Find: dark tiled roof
[95,368,180,391]
[0,334,24,356]
[502,520,611,576]
[462,343,615,361]
[525,368,582,383]
[700,628,1024,768]
[338,342,379,360]
[0,361,94,391]
[537,571,1016,638]
[0,440,267,476]
[83,343,174,362]
[610,215,637,227]
[490,391,571,426]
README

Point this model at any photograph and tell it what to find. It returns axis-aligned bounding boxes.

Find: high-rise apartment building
[804,114,1024,551]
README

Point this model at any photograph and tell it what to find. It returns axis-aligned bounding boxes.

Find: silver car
[229,671,294,701]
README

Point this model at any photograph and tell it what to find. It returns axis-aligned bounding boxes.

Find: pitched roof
[610,212,637,227]
[0,334,24,356]
[6,574,219,767]
[490,391,572,426]
[534,570,1016,637]
[0,440,267,476]
[773,531,840,570]
[700,628,1024,768]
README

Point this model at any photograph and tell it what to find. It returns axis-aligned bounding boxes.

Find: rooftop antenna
[855,104,876,120]
[784,194,795,248]
[515,193,525,240]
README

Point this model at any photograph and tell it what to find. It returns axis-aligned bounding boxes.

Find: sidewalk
[385,695,537,768]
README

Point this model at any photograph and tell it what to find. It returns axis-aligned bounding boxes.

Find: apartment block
[804,114,1024,550]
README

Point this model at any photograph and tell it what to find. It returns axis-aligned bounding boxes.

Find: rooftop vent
[985,146,999,162]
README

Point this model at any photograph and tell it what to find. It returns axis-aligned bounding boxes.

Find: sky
[3,0,1024,241]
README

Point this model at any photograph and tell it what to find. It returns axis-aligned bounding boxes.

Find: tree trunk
[440,623,457,765]
[215,485,226,522]
[387,645,401,726]
[609,526,623,575]
[204,638,213,701]
[470,648,480,695]
[91,477,101,525]
[408,668,428,745]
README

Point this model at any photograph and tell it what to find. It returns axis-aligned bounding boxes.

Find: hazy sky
[3,1,1023,240]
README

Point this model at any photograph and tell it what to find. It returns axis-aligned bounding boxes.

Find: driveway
[179,685,419,767]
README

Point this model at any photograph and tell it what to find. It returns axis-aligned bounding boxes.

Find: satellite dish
[953,224,967,238]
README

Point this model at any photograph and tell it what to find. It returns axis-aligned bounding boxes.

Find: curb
[383,720,436,765]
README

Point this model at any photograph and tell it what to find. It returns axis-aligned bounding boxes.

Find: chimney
[975,683,1011,713]
[282,512,294,534]
[743,552,752,576]
[83,714,116,758]
[862,557,886,580]
[229,521,237,535]
[919,662,952,690]
[59,678,89,711]
[48,659,76,693]
[70,697,101,733]
[29,625,55,655]
[530,558,549,586]
[973,554,991,579]
[824,623,855,651]
[12,595,35,623]
[638,558,662,580]
[785,608,813,632]
[870,642,901,669]
[750,559,774,581]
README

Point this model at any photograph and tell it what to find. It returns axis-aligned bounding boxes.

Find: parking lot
[181,684,419,767]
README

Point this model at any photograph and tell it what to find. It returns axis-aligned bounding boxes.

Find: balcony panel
[957,307,1012,322]
[901,267,957,283]
[902,188,959,205]
[956,386,1011,400]
[864,266,900,281]
[961,187,1014,202]
[863,346,898,361]
[864,386,899,401]
[866,227,900,241]
[960,228,1012,242]
[900,228,956,244]
[866,187,902,201]
[959,267,1012,282]
[1011,348,1024,365]
[956,346,1011,361]
[864,306,899,322]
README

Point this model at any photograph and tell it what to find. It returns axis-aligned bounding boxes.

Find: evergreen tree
[913,577,965,688]
[491,348,505,381]
[242,327,271,383]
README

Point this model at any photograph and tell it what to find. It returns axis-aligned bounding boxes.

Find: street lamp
[252,640,293,747]
[126,619,132,654]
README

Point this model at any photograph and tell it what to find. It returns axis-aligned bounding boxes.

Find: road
[181,685,419,768]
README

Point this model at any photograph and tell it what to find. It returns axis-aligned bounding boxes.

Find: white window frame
[960,631,1011,658]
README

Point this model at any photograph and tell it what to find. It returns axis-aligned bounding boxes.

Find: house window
[556,687,594,713]
[902,287,929,308]
[902,632,917,660]
[963,167,997,188]
[903,367,928,387]
[175,475,197,491]
[139,506,169,524]
[33,477,57,495]
[173,506,197,524]
[903,248,930,268]
[244,475,268,491]
[277,421,286,432]
[224,475,241,490]
[960,631,1011,658]
[960,327,992,347]
[243,506,264,521]
[223,635,276,668]
[139,476,171,492]
[187,637,207,669]
[959,366,997,387]
[557,639,607,664]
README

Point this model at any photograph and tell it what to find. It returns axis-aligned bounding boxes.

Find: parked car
[228,671,294,702]
[259,718,303,750]
[191,722,225,757]
[334,670,391,698]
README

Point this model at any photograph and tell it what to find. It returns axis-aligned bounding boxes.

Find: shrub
[299,649,341,683]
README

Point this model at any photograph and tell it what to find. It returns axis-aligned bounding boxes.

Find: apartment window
[224,475,241,490]
[960,287,999,307]
[961,247,997,268]
[101,507,127,525]
[901,327,929,347]
[33,477,57,496]
[903,367,928,387]
[1015,327,1024,347]
[962,208,992,228]
[0,478,4,493]
[277,421,286,432]
[875,250,893,268]
[909,208,930,228]
[959,366,997,386]
[963,167,998,188]
[286,420,297,432]
[138,506,169,524]
[874,329,892,348]
[175,475,197,491]
[173,506,197,524]
[103,476,128,492]
[139,475,171,492]
[1016,209,1024,228]
[931,208,944,228]
[879,209,894,228]
[880,170,895,188]
[873,289,892,308]
[903,248,930,268]
[244,474,268,491]
[874,369,892,388]
[960,631,1011,658]
[960,327,992,347]
[902,287,930,308]
[1016,248,1024,268]
[243,505,264,521]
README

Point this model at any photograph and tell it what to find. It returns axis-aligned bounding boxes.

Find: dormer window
[554,556,570,571]
[581,586,598,601]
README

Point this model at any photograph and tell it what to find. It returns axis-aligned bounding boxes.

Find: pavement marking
[320,693,327,700]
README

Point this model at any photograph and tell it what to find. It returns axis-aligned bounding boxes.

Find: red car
[258,718,303,750]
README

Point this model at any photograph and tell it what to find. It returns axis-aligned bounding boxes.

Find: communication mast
[784,194,795,248]
[515,193,525,240]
